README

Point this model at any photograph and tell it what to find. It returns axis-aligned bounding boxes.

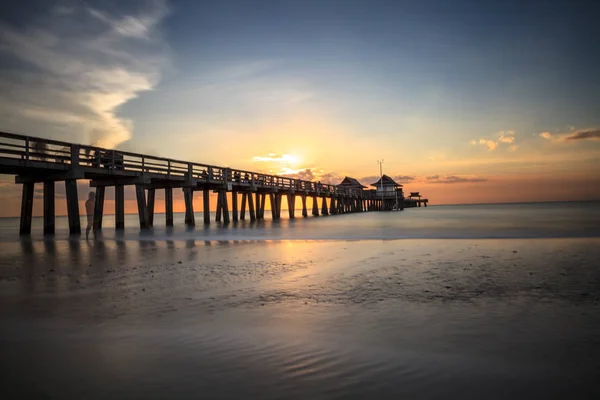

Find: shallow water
[1,201,599,241]
[1,203,599,399]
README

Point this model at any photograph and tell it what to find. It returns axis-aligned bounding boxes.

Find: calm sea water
[1,201,598,241]
[1,202,599,399]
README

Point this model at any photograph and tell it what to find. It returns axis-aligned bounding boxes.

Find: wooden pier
[0,131,405,236]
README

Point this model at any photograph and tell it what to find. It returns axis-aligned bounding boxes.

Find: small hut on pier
[370,174,404,210]
[337,176,366,189]
[370,175,403,196]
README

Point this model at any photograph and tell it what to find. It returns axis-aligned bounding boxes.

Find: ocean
[1,202,599,399]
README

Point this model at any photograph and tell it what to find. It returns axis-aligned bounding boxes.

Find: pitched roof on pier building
[337,176,367,189]
[370,174,402,188]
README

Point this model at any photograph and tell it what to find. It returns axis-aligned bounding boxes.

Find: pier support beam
[136,184,150,229]
[275,194,282,219]
[255,193,262,220]
[115,185,125,230]
[261,194,267,219]
[270,194,277,219]
[146,188,155,227]
[330,197,336,215]
[216,192,222,222]
[312,195,319,216]
[240,192,247,220]
[93,186,105,231]
[165,188,174,226]
[43,181,55,235]
[203,189,210,224]
[232,190,238,222]
[301,195,308,217]
[248,191,256,222]
[65,179,81,235]
[221,191,230,223]
[19,182,34,236]
[287,194,295,219]
[321,197,329,216]
[183,187,195,227]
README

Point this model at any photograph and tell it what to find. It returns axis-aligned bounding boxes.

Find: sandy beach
[1,237,599,398]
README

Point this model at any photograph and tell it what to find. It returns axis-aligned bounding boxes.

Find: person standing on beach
[85,192,95,239]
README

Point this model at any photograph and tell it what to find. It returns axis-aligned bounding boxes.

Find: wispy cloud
[564,128,600,141]
[425,175,488,184]
[498,130,516,144]
[0,0,169,148]
[252,153,301,164]
[539,128,600,142]
[471,130,516,151]
[280,168,343,184]
[478,139,498,151]
[539,132,554,140]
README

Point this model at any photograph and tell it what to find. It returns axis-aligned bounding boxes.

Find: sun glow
[252,153,301,166]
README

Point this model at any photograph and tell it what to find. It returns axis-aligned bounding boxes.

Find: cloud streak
[539,128,600,142]
[252,153,301,164]
[280,168,343,184]
[564,128,600,141]
[0,0,169,148]
[425,175,488,184]
[472,130,516,151]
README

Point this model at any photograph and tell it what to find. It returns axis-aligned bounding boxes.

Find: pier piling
[183,187,195,226]
[136,184,150,229]
[93,186,105,230]
[165,187,174,226]
[115,185,125,230]
[240,192,247,221]
[146,188,155,227]
[321,197,329,216]
[232,190,238,222]
[203,189,210,224]
[65,179,81,235]
[19,182,34,236]
[43,181,55,234]
[248,191,256,222]
[302,195,308,217]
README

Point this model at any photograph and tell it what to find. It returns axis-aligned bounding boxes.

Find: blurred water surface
[1,202,599,399]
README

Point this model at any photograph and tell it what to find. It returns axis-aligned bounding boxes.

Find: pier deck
[0,131,396,236]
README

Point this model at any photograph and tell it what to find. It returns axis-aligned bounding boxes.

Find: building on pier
[405,191,428,208]
[337,176,367,197]
[368,175,404,210]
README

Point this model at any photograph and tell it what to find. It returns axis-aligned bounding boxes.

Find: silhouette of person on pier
[85,191,95,239]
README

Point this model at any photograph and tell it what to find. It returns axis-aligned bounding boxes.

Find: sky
[1,0,599,216]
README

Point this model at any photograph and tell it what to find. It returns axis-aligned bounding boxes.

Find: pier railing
[0,131,365,197]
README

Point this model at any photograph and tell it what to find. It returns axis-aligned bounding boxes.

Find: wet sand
[1,238,600,399]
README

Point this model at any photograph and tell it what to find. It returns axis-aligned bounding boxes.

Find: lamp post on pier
[377,159,384,209]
